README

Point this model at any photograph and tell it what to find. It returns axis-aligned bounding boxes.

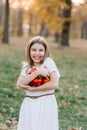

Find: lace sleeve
[20,62,29,76]
[43,57,61,79]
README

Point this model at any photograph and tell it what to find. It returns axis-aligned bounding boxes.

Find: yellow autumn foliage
[27,0,68,33]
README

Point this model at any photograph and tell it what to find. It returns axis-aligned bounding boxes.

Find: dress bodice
[20,57,60,96]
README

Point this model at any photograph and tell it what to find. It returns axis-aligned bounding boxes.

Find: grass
[53,48,87,130]
[0,38,87,130]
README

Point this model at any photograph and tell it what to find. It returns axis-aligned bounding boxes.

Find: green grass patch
[0,43,87,129]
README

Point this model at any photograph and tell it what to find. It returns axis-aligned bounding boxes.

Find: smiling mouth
[33,56,41,60]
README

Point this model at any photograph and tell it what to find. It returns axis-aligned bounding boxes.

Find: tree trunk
[29,12,33,35]
[54,33,60,43]
[17,8,23,36]
[81,21,87,39]
[2,0,9,44]
[0,0,2,26]
[61,0,72,46]
[11,9,17,36]
[39,23,45,35]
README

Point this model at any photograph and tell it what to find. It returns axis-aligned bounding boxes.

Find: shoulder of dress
[44,57,54,63]
[22,61,29,69]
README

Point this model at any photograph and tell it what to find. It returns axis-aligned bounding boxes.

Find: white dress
[17,57,60,130]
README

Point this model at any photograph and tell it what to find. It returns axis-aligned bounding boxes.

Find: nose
[36,51,40,55]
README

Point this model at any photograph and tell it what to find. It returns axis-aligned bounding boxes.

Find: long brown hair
[25,36,50,67]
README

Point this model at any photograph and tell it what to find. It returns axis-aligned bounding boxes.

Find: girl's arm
[20,71,59,91]
[16,67,49,90]
[15,71,38,89]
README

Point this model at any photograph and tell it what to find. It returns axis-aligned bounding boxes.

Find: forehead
[31,43,45,49]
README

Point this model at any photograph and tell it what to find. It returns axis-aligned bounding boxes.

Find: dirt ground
[70,39,87,50]
[0,37,87,53]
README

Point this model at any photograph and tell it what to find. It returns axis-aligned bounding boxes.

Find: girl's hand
[18,83,29,89]
[20,84,33,91]
[37,66,49,77]
[16,82,33,91]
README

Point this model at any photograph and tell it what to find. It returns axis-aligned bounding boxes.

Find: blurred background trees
[2,0,9,43]
[0,0,87,45]
[61,0,72,46]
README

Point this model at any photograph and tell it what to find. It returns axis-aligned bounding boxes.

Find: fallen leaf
[71,127,82,130]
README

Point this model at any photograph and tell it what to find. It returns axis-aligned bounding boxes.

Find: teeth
[34,56,41,59]
[35,58,40,60]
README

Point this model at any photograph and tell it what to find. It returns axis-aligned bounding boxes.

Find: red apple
[28,68,43,87]
[28,67,50,87]
[28,67,37,74]
[42,76,50,84]
[31,77,42,87]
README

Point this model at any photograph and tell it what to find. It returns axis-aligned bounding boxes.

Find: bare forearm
[16,80,59,91]
[18,71,39,85]
[26,81,59,91]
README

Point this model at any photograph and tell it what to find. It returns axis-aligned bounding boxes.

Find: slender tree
[28,12,33,35]
[2,0,9,44]
[61,0,72,46]
[81,20,87,39]
[39,22,45,35]
[17,8,23,36]
[0,0,2,26]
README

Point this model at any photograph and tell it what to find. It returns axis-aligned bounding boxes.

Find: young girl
[16,36,60,130]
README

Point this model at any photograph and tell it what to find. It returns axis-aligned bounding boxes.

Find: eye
[39,49,44,52]
[31,48,36,51]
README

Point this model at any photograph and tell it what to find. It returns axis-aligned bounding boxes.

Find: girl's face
[30,43,45,66]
